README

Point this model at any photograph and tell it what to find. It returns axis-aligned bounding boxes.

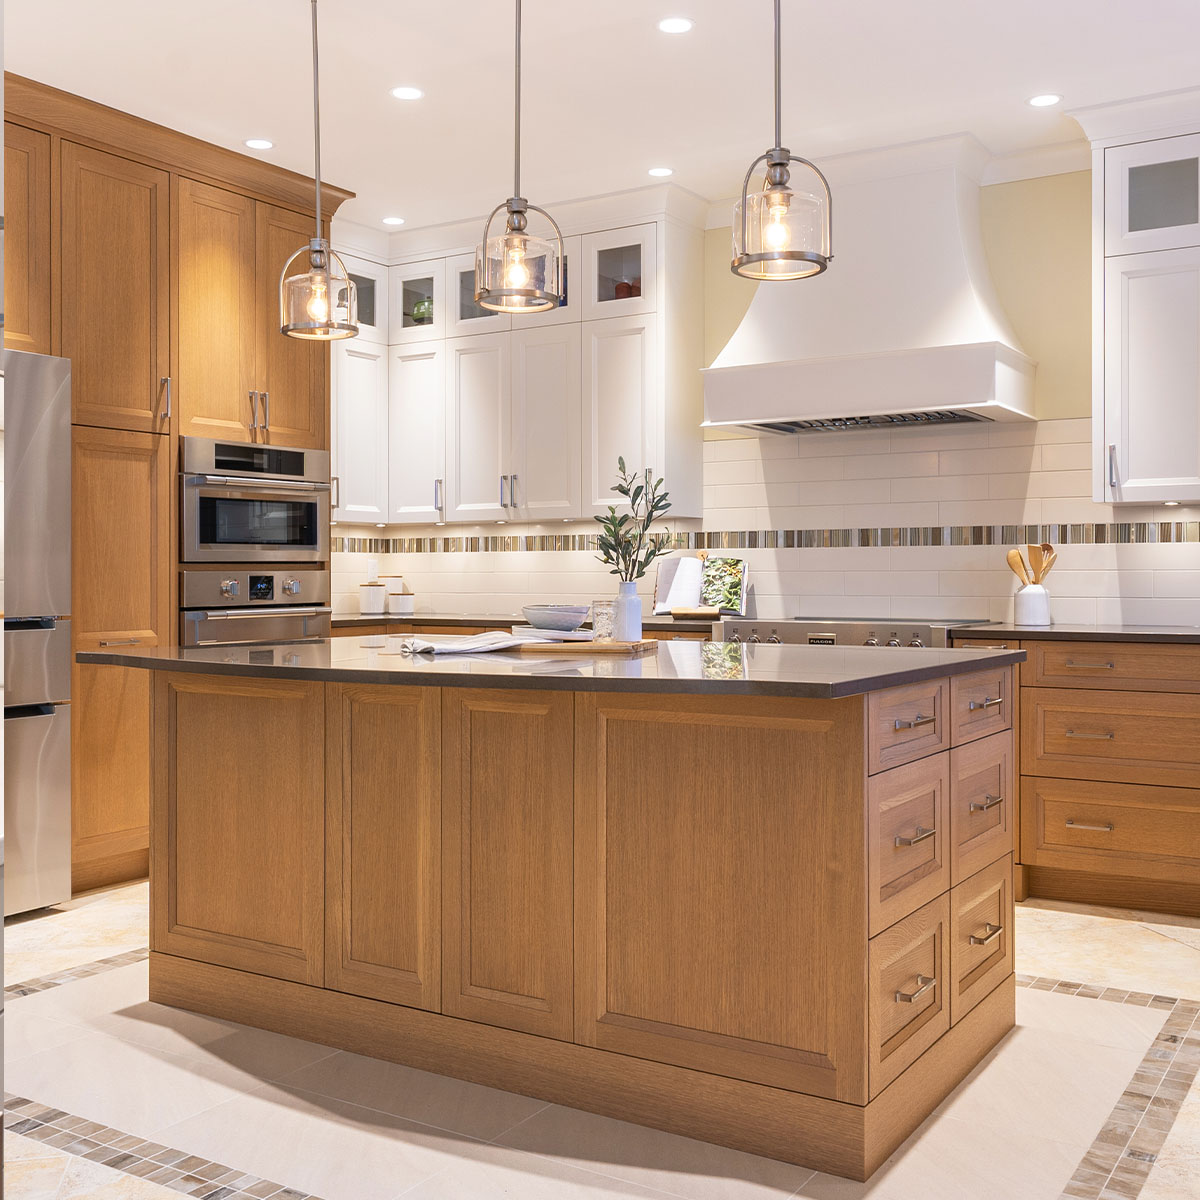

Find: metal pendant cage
[731,152,833,281]
[475,201,565,313]
[280,240,359,340]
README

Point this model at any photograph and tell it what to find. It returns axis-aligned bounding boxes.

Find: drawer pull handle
[894,713,936,731]
[99,638,141,647]
[895,975,936,1004]
[969,794,1004,813]
[968,696,1003,711]
[1065,660,1115,670]
[969,922,1003,946]
[895,826,937,847]
[1064,730,1115,741]
[1066,819,1114,832]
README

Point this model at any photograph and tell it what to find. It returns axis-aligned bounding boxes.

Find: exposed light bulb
[504,243,530,289]
[306,273,330,323]
[764,203,792,250]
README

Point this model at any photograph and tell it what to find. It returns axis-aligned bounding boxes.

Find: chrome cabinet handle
[1066,819,1114,832]
[500,475,509,507]
[434,477,443,512]
[1065,660,1115,670]
[969,794,1004,813]
[894,713,935,730]
[895,975,936,1004]
[1065,730,1115,740]
[160,375,172,421]
[331,476,340,509]
[968,696,1003,711]
[1109,443,1118,489]
[99,638,141,647]
[249,390,259,434]
[260,391,270,431]
[200,606,330,620]
[509,473,519,507]
[895,825,937,847]
[969,922,1003,946]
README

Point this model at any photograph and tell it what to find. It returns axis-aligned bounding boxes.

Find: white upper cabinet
[389,258,446,343]
[581,224,657,321]
[1105,134,1200,257]
[1102,247,1200,503]
[522,234,583,328]
[388,341,447,524]
[332,339,389,523]
[445,333,511,522]
[510,325,582,520]
[446,252,511,336]
[338,253,389,342]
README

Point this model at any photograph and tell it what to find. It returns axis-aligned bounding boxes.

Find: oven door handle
[196,606,332,620]
[185,474,331,492]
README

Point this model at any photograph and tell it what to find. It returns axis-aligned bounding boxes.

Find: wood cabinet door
[72,426,172,650]
[325,684,441,1009]
[575,691,869,1102]
[61,142,170,433]
[152,672,325,985]
[442,688,574,1040]
[4,122,52,354]
[173,176,257,442]
[254,202,329,449]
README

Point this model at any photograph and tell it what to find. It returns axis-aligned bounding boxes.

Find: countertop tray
[517,639,658,655]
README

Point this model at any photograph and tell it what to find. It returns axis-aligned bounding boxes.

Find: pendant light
[280,0,358,339]
[475,0,564,313]
[731,0,833,280]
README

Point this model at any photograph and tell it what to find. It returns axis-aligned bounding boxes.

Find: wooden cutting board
[517,639,658,655]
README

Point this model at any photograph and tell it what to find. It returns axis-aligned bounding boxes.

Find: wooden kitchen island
[78,637,1024,1180]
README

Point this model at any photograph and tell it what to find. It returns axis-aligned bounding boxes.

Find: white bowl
[522,604,589,631]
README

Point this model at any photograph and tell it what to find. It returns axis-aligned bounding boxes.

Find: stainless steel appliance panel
[4,703,72,916]
[180,569,330,609]
[3,351,71,617]
[181,475,330,563]
[4,618,72,705]
[181,436,329,482]
[181,606,332,647]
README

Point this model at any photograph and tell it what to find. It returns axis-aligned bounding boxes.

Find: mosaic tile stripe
[4,946,149,999]
[333,521,1200,555]
[3,1093,324,1200]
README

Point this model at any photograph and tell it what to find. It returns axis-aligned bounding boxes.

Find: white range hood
[703,137,1037,433]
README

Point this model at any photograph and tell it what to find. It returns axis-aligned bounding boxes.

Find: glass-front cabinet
[389,258,446,343]
[1105,133,1200,256]
[447,252,511,336]
[338,253,389,341]
[582,224,657,320]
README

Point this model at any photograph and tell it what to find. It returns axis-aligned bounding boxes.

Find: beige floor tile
[1141,1077,1200,1200]
[2,1131,69,1163]
[54,1154,186,1200]
[1015,985,1169,1050]
[495,1104,813,1200]
[6,962,152,1031]
[281,1050,547,1141]
[1,1153,67,1200]
[3,1011,94,1065]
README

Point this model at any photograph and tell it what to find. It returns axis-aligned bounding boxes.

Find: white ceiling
[6,1,1200,231]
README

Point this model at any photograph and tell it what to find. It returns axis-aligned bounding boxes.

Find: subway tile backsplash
[331,418,1200,625]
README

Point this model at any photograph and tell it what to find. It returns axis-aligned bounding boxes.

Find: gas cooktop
[717,617,989,649]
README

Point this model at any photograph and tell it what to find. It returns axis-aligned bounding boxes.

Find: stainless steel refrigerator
[4,350,72,916]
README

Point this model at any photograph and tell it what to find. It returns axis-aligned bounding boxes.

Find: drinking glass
[591,599,616,642]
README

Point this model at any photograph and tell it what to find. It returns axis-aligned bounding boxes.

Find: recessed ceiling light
[1027,93,1062,108]
[658,16,694,34]
[648,166,674,177]
[382,216,406,226]
[244,138,274,150]
[390,85,424,101]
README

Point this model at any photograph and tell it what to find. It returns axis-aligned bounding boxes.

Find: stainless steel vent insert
[745,410,992,435]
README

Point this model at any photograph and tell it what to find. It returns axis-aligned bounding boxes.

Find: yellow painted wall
[703,170,1092,419]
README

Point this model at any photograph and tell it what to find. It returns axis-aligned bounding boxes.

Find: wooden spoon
[1006,548,1031,586]
[1039,544,1057,580]
[1027,544,1045,584]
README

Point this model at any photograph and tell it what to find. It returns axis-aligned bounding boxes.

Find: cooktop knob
[220,578,239,598]
[886,636,902,647]
[767,631,782,643]
[728,631,741,643]
[748,634,761,644]
[908,636,925,648]
[864,636,879,646]
[281,577,301,596]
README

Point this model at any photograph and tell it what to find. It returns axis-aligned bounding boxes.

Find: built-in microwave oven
[180,437,331,563]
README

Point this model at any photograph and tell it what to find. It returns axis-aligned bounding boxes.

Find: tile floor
[2,882,1198,1200]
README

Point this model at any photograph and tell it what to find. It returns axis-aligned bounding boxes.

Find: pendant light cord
[513,0,522,199]
[311,0,323,241]
[774,0,782,150]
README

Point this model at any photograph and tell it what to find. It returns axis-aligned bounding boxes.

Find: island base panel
[149,952,1014,1181]
[1026,867,1200,919]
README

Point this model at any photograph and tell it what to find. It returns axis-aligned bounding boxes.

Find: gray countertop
[332,612,717,634]
[77,640,1023,700]
[953,623,1200,644]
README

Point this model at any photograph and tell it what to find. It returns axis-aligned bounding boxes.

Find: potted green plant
[594,458,672,642]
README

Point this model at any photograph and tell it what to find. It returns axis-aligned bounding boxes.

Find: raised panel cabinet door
[388,341,446,524]
[152,672,325,985]
[1103,247,1200,503]
[254,202,329,449]
[445,332,511,522]
[582,314,658,515]
[510,324,583,520]
[325,684,441,1009]
[72,426,172,650]
[332,339,389,521]
[3,122,52,354]
[71,662,151,893]
[574,691,869,1103]
[442,688,574,1040]
[173,177,257,443]
[61,142,170,432]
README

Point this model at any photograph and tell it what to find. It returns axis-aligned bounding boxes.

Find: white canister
[1014,584,1052,627]
[359,582,386,615]
[388,592,415,615]
[380,575,406,595]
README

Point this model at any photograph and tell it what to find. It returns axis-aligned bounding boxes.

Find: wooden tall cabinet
[3,121,51,353]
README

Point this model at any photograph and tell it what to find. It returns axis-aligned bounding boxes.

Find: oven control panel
[181,569,330,609]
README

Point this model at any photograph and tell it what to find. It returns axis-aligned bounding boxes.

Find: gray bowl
[522,604,589,631]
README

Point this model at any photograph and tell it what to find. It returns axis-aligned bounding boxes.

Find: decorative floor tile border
[4,946,149,1000]
[3,1094,324,1200]
[1014,976,1200,1200]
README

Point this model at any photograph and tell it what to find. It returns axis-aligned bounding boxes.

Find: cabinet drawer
[868,893,950,1098]
[949,856,1013,1025]
[1022,688,1200,788]
[1021,776,1200,884]
[951,666,1012,745]
[868,678,949,774]
[950,731,1014,885]
[1025,640,1200,693]
[868,753,950,936]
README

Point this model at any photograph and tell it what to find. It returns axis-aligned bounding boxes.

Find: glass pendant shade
[732,164,831,280]
[280,242,358,339]
[476,209,563,313]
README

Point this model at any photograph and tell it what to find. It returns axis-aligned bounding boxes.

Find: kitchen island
[78,638,1024,1180]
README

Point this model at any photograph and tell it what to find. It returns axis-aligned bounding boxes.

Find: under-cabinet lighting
[1165,501,1181,507]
